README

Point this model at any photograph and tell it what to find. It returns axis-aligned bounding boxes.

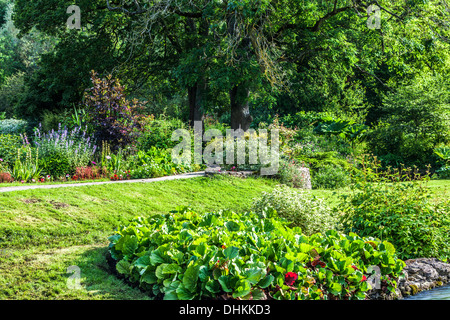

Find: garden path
[0,171,206,193]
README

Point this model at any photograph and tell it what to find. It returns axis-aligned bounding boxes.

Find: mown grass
[0,175,282,299]
[0,176,448,300]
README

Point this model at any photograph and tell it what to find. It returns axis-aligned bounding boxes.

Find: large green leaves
[108,207,405,300]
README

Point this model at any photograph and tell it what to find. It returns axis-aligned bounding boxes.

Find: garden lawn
[0,175,281,299]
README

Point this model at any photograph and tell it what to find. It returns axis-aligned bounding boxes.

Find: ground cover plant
[107,207,405,300]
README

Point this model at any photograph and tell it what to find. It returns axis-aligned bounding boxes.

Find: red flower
[284,272,298,286]
[351,265,358,271]
[361,275,367,282]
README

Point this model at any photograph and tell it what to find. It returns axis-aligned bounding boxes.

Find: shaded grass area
[0,175,280,299]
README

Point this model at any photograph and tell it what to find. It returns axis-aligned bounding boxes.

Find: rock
[368,258,450,300]
[298,167,312,189]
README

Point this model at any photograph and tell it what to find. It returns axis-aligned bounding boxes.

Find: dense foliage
[108,207,405,300]
[339,156,450,260]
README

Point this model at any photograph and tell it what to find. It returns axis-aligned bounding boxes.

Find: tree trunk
[188,83,202,128]
[230,84,253,131]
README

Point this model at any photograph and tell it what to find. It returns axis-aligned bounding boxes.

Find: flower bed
[107,207,405,300]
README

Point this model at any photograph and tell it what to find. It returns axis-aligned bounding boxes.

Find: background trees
[0,0,449,165]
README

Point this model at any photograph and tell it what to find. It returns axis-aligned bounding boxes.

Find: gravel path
[0,171,206,193]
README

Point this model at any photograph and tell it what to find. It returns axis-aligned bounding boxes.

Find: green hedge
[107,207,405,300]
[0,134,22,167]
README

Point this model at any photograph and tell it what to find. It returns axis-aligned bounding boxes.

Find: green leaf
[205,280,221,293]
[116,235,138,255]
[223,246,239,260]
[150,248,167,265]
[257,274,274,288]
[329,282,342,295]
[244,267,266,285]
[232,279,251,298]
[155,263,169,279]
[225,221,241,232]
[183,264,201,293]
[163,263,182,274]
[116,259,131,275]
[133,254,150,269]
[140,269,158,284]
[176,284,196,300]
[218,275,233,293]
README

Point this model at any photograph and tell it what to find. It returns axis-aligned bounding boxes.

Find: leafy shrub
[0,133,22,167]
[252,185,338,235]
[39,150,71,178]
[312,164,351,189]
[0,119,27,134]
[33,124,96,175]
[83,71,145,152]
[107,207,405,300]
[339,156,450,260]
[126,147,198,179]
[137,117,186,151]
[436,166,450,179]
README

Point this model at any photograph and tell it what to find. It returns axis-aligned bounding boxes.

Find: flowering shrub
[277,159,308,188]
[107,207,405,300]
[11,145,42,182]
[252,185,339,235]
[33,123,97,175]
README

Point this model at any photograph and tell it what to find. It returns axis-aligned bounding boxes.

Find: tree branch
[309,6,352,32]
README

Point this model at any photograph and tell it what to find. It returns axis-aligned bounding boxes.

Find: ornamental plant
[251,185,338,235]
[82,71,145,152]
[33,123,97,175]
[11,145,42,182]
[107,207,405,300]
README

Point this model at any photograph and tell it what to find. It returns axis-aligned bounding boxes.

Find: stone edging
[368,258,450,300]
